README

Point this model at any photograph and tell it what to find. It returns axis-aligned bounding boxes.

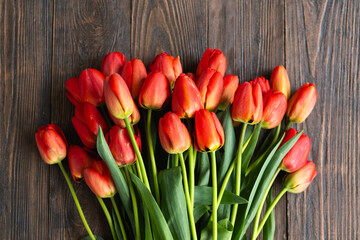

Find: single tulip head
[68,145,96,182]
[172,74,204,118]
[72,103,109,148]
[196,68,223,111]
[231,82,263,125]
[279,128,311,173]
[101,52,126,76]
[286,83,317,123]
[250,76,270,95]
[65,69,105,107]
[84,161,117,198]
[218,74,239,111]
[149,52,182,87]
[194,109,225,152]
[270,65,291,99]
[261,90,287,129]
[110,100,140,128]
[159,112,191,154]
[104,73,134,119]
[35,124,68,165]
[196,49,227,77]
[106,125,141,166]
[283,161,317,193]
[121,58,147,99]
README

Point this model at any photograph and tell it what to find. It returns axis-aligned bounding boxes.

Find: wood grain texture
[285,0,360,239]
[50,0,131,239]
[0,0,53,239]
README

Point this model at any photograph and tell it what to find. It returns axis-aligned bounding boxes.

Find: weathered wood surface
[0,0,358,239]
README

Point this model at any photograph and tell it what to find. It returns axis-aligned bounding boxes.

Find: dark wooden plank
[0,0,53,239]
[285,0,360,239]
[131,0,207,72]
[51,0,131,239]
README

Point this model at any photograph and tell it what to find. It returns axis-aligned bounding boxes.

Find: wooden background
[0,0,359,239]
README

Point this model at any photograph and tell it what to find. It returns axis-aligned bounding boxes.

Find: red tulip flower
[138,71,171,110]
[68,145,96,182]
[158,112,191,154]
[250,76,270,95]
[35,124,68,165]
[110,100,140,128]
[231,82,263,124]
[286,83,317,123]
[106,125,141,166]
[101,52,126,76]
[172,74,203,118]
[279,128,311,173]
[121,58,147,99]
[149,52,182,87]
[283,161,317,193]
[196,49,227,77]
[270,65,291,99]
[65,69,105,107]
[104,73,134,119]
[194,109,225,152]
[218,74,239,111]
[261,90,287,129]
[196,68,223,111]
[72,103,109,148]
[84,161,117,198]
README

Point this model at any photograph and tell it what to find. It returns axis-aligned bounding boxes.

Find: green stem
[97,196,118,240]
[255,188,288,239]
[57,162,95,240]
[110,197,128,240]
[124,117,151,190]
[210,151,218,240]
[251,168,281,240]
[179,153,198,240]
[189,144,195,205]
[174,154,179,167]
[285,120,293,131]
[146,110,160,203]
[230,123,247,225]
[217,159,235,207]
[135,161,143,181]
[124,167,141,240]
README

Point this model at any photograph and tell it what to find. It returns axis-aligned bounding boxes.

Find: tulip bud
[72,103,109,148]
[149,52,182,87]
[68,145,96,182]
[65,69,105,107]
[250,76,270,95]
[101,52,126,76]
[84,161,117,198]
[262,90,287,129]
[194,109,225,152]
[286,83,317,123]
[218,74,239,111]
[110,100,140,128]
[138,71,171,110]
[231,82,263,124]
[106,125,141,166]
[172,74,204,118]
[121,58,147,99]
[196,49,227,77]
[270,66,291,99]
[279,128,311,173]
[196,68,223,111]
[35,124,68,165]
[283,161,317,193]
[159,112,191,154]
[104,73,134,119]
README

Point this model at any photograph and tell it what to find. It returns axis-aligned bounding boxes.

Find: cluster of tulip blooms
[35,49,318,240]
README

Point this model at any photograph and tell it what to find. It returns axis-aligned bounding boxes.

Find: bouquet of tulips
[35,49,318,240]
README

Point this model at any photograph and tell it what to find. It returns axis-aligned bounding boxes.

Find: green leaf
[96,127,134,227]
[200,218,234,240]
[130,171,174,240]
[194,205,211,223]
[241,123,261,172]
[233,131,303,239]
[197,152,210,186]
[263,188,275,240]
[194,186,247,206]
[158,167,190,240]
[80,236,104,240]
